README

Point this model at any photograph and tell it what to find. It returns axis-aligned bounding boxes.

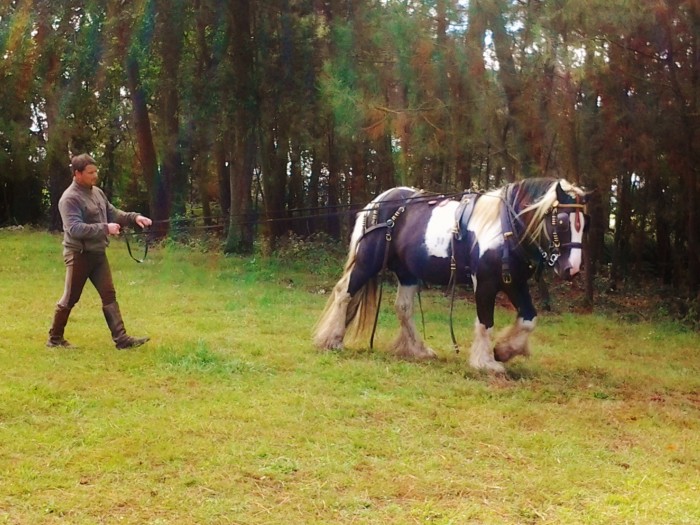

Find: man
[47,153,153,349]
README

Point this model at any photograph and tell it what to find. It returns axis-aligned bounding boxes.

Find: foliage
[0,0,699,294]
[271,231,346,276]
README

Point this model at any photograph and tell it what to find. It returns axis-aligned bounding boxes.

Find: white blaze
[568,211,584,274]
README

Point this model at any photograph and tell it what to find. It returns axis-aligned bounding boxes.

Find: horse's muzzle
[561,266,580,281]
[554,262,578,281]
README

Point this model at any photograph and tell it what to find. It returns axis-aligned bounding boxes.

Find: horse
[313,177,590,374]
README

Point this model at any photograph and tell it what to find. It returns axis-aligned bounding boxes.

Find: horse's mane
[469,187,505,241]
[518,178,586,242]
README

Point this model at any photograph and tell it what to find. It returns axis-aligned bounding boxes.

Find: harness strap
[560,242,583,250]
[499,186,517,284]
[447,266,460,353]
[369,233,392,350]
[368,204,407,349]
[446,193,480,353]
[417,288,426,344]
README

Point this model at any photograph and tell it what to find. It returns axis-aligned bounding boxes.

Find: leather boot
[46,305,75,348]
[102,302,149,349]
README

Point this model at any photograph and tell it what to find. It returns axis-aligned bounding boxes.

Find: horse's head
[545,182,590,281]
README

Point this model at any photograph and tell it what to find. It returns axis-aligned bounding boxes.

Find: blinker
[556,212,570,232]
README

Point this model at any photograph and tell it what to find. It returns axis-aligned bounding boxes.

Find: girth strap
[447,193,480,353]
[499,186,518,284]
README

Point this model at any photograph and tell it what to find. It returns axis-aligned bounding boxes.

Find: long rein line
[119,185,580,265]
[118,190,475,264]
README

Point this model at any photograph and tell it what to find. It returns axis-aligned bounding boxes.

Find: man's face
[75,164,99,187]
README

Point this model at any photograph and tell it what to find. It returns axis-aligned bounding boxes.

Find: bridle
[542,199,587,267]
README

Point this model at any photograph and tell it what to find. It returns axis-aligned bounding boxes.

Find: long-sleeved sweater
[58,181,140,253]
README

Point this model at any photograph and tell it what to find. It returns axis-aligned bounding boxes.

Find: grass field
[1,229,699,524]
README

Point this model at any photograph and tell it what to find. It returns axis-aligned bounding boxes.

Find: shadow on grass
[313,343,627,404]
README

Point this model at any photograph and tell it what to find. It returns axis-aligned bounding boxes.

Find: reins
[122,228,149,263]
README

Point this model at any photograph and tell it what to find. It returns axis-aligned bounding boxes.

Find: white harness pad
[424,201,459,258]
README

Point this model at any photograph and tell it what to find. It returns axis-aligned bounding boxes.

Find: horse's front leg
[470,280,506,374]
[391,283,437,360]
[494,282,536,362]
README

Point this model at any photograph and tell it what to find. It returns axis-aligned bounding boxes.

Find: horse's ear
[557,181,593,204]
[555,181,569,203]
[578,188,595,204]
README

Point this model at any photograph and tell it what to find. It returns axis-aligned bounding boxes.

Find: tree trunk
[349,140,368,233]
[486,0,538,176]
[288,139,305,235]
[225,0,257,254]
[307,150,321,236]
[325,129,341,239]
[260,121,289,254]
[157,0,186,228]
[37,15,70,232]
[610,172,631,291]
[375,132,395,192]
[126,55,160,234]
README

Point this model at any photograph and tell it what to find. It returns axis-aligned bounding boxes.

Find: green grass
[1,229,699,524]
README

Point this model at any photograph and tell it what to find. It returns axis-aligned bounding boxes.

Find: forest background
[1,0,699,321]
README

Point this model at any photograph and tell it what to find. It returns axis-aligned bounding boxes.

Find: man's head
[71,153,98,188]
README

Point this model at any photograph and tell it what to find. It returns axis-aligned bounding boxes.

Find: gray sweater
[58,181,140,253]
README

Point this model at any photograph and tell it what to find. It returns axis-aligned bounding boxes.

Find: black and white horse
[314,178,589,374]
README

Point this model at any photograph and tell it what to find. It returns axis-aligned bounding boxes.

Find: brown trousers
[57,251,117,308]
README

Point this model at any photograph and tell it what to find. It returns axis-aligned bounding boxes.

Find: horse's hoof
[494,344,514,362]
[494,343,529,362]
[393,347,437,361]
[420,347,438,360]
[490,363,507,375]
[471,360,506,375]
[315,339,344,351]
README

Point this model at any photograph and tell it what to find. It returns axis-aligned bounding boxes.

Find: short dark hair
[71,153,97,173]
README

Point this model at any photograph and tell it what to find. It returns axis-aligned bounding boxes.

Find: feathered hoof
[471,358,506,375]
[494,341,530,362]
[392,344,438,361]
[314,336,344,351]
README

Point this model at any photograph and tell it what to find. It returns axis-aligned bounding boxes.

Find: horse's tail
[314,186,416,349]
[313,228,379,348]
[344,266,379,344]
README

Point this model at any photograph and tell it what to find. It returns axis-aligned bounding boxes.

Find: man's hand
[135,215,152,229]
[107,223,121,235]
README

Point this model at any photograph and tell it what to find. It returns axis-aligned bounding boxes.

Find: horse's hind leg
[313,270,354,350]
[314,238,385,350]
[390,283,437,360]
